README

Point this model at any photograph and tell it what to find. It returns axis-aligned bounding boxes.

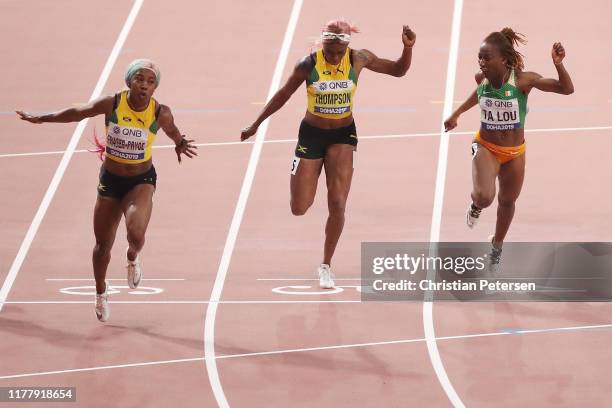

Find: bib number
[290,156,301,175]
[471,142,479,160]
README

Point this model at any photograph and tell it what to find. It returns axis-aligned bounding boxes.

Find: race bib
[312,80,353,115]
[471,142,479,160]
[480,97,520,131]
[290,155,300,175]
[106,123,147,161]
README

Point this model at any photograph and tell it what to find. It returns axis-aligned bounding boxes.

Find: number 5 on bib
[290,155,301,175]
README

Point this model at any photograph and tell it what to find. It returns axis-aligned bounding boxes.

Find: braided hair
[484,28,527,70]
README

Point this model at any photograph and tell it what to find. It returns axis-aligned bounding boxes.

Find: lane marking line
[1,322,609,380]
[256,278,362,281]
[203,1,304,407]
[45,278,185,281]
[1,300,362,304]
[424,1,465,407]
[2,125,611,159]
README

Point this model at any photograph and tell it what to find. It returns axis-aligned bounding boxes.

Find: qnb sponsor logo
[314,106,351,115]
[481,97,517,109]
[494,100,515,108]
[120,127,145,138]
[110,125,146,138]
[316,80,353,92]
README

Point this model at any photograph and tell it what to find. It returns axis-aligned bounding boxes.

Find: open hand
[16,110,43,124]
[175,137,198,163]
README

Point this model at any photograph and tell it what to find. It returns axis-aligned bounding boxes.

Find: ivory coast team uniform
[292,48,358,170]
[474,69,527,164]
[97,91,160,200]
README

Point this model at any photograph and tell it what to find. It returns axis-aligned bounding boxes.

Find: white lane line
[2,125,610,159]
[0,357,205,380]
[203,1,304,406]
[0,0,145,314]
[256,277,610,281]
[424,1,465,407]
[45,278,185,281]
[1,300,361,304]
[256,278,362,281]
[2,322,610,380]
[0,150,71,158]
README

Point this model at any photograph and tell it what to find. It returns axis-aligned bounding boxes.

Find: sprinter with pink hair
[242,19,416,288]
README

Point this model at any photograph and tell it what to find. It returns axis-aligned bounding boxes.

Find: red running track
[1,0,611,406]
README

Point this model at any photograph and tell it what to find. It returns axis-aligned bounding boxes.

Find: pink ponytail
[88,127,106,161]
[322,18,360,34]
[313,18,360,48]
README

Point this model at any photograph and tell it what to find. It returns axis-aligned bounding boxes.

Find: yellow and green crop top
[104,90,159,164]
[306,48,357,119]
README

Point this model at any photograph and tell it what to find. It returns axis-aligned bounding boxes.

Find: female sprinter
[16,59,197,321]
[241,19,416,288]
[444,28,574,270]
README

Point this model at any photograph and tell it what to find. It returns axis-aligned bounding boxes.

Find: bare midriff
[480,128,525,147]
[304,111,354,129]
[103,158,153,177]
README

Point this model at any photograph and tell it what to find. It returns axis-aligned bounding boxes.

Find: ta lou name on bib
[480,97,520,130]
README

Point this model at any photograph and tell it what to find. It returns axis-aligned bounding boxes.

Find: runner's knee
[93,241,113,258]
[472,190,495,209]
[127,230,146,250]
[497,195,517,208]
[290,200,311,216]
[327,195,347,216]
